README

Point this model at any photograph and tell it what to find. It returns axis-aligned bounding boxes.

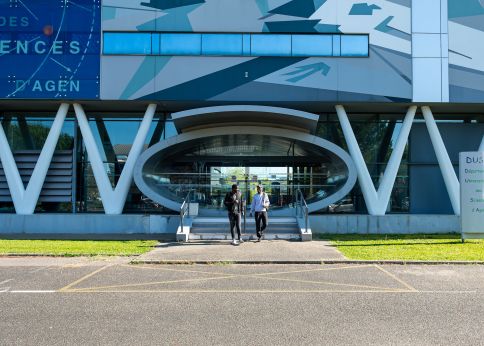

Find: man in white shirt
[249,185,270,242]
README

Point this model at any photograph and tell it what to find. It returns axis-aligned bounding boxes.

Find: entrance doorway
[136,132,356,215]
[208,166,291,212]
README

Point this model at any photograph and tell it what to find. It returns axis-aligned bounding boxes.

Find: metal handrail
[180,190,193,234]
[242,199,246,233]
[296,188,309,233]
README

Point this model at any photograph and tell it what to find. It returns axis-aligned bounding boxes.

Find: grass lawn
[0,240,158,256]
[319,234,484,261]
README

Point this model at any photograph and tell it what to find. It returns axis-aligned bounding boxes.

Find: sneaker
[239,238,244,243]
[231,239,238,245]
[256,237,261,242]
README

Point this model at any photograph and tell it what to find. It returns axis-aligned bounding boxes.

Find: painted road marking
[58,289,478,294]
[1,264,477,294]
[65,264,411,293]
[374,265,418,292]
[0,290,477,294]
[67,275,240,292]
[0,279,13,292]
[58,265,112,292]
[10,290,56,293]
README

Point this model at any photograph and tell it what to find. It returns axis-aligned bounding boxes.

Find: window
[202,34,242,55]
[292,34,333,56]
[160,33,201,55]
[341,35,369,57]
[103,33,151,55]
[103,32,369,57]
[251,34,291,56]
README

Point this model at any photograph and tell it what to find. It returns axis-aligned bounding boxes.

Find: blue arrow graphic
[284,62,330,83]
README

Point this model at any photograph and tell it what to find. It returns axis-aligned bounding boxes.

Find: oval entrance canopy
[171,105,319,134]
[134,125,357,213]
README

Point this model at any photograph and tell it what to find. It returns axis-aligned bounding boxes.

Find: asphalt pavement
[0,260,483,345]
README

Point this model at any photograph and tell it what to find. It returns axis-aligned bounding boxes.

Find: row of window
[103,32,369,57]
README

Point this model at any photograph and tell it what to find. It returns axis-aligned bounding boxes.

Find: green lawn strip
[317,234,484,261]
[0,240,158,256]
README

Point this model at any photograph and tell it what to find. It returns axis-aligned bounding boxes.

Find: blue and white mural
[0,0,101,99]
[449,0,484,102]
[101,0,412,102]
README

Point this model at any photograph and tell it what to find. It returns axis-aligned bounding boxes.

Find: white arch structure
[73,103,156,214]
[0,103,481,215]
[133,125,358,213]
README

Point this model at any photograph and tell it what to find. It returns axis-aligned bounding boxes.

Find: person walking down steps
[224,184,244,245]
[250,185,270,242]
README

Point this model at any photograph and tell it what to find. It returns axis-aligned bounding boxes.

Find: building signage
[0,0,100,99]
[460,152,484,240]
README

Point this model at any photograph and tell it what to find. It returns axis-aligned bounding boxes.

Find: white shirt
[250,192,270,213]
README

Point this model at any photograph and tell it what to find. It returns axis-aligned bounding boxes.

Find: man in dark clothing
[224,184,244,245]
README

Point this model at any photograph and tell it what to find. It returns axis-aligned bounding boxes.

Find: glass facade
[315,114,410,214]
[103,32,369,57]
[77,114,177,214]
[0,115,75,213]
[139,134,351,213]
[2,111,482,215]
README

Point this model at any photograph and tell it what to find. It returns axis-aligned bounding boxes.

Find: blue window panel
[251,34,291,56]
[292,35,332,56]
[151,33,160,55]
[341,35,368,56]
[242,34,251,56]
[103,33,152,55]
[160,33,201,55]
[201,34,242,55]
[332,35,341,56]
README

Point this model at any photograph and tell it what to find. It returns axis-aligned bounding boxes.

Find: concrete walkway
[136,239,346,263]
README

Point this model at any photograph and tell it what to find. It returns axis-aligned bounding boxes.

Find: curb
[2,255,483,265]
[0,253,134,257]
[130,259,484,265]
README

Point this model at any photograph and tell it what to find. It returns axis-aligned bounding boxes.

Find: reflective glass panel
[103,33,152,54]
[242,34,251,55]
[250,34,291,56]
[292,35,332,56]
[341,35,368,57]
[151,33,160,55]
[202,34,242,55]
[332,35,341,56]
[160,33,201,55]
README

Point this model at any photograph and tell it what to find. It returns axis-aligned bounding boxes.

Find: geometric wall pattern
[448,0,484,102]
[101,0,413,102]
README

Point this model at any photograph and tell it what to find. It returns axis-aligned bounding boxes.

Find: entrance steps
[186,217,303,241]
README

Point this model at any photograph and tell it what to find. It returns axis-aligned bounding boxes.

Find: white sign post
[460,152,484,241]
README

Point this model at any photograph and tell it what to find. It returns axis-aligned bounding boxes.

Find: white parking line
[0,279,13,292]
[10,290,56,293]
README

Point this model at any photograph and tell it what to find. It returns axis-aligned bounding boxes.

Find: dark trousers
[228,212,242,240]
[255,211,268,238]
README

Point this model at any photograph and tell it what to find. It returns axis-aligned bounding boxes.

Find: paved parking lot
[0,260,483,345]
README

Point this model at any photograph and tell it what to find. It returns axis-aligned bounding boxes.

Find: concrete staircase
[188,217,302,241]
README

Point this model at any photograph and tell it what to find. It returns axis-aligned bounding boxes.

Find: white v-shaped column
[0,103,69,214]
[421,106,460,215]
[74,103,156,214]
[336,105,417,215]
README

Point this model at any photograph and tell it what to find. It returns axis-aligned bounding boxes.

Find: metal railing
[296,188,309,233]
[242,199,246,233]
[179,190,193,234]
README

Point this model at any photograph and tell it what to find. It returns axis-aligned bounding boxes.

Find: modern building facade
[0,0,483,238]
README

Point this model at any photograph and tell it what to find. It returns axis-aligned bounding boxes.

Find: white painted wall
[412,0,449,102]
